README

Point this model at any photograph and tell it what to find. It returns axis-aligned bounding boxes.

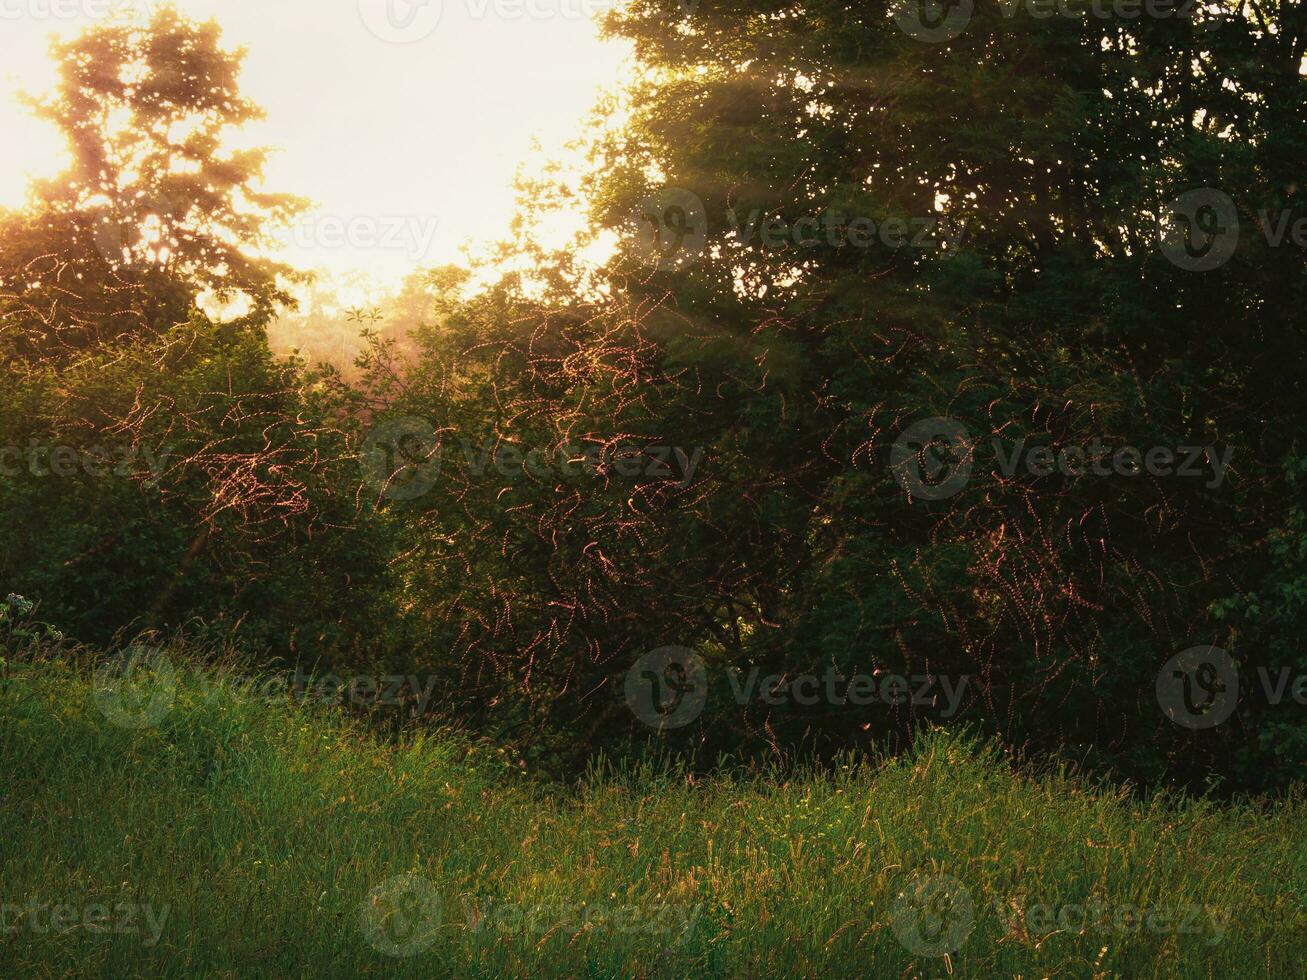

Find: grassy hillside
[1,655,1304,978]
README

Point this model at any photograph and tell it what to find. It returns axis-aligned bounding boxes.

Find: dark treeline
[1,3,1304,793]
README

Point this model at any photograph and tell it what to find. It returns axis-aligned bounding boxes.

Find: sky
[0,0,631,288]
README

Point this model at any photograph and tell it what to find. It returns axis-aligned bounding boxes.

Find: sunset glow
[0,0,631,285]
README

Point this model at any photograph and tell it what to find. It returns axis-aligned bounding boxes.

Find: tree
[0,6,305,359]
[0,10,390,666]
[375,0,1306,786]
[573,0,1307,787]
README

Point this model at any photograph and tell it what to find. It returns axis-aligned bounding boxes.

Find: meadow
[1,651,1303,978]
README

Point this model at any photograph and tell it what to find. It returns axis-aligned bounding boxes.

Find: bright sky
[0,0,631,288]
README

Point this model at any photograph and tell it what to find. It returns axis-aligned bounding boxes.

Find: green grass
[1,655,1305,978]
